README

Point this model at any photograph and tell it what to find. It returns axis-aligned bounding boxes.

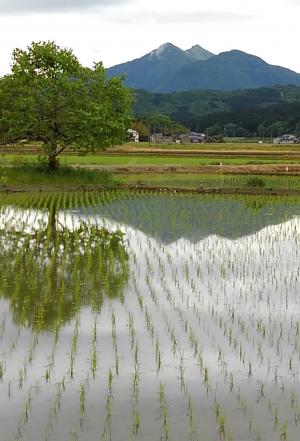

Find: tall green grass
[0,164,118,186]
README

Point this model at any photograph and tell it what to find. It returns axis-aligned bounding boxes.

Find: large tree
[0,41,132,169]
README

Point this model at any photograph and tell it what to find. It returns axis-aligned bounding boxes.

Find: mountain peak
[149,42,185,59]
[157,42,178,51]
[217,49,267,67]
[186,44,215,61]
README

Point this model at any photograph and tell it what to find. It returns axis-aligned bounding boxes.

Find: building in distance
[273,134,299,144]
[127,129,140,142]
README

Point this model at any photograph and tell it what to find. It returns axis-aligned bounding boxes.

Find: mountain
[106,43,215,91]
[106,43,192,91]
[106,44,300,93]
[185,44,214,61]
[174,50,300,91]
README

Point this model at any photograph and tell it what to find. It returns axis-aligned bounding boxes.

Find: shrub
[245,177,265,187]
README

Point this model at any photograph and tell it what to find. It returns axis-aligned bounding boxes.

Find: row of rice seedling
[121,173,300,191]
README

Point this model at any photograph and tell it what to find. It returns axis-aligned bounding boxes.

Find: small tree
[147,113,173,135]
[131,119,150,137]
[0,41,132,169]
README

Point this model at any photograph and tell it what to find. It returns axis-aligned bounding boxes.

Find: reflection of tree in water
[0,204,129,332]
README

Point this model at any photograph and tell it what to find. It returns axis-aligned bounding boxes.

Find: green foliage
[133,86,300,136]
[130,119,150,137]
[147,113,172,135]
[246,177,266,187]
[0,41,133,169]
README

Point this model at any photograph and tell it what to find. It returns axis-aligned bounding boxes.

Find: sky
[0,0,299,75]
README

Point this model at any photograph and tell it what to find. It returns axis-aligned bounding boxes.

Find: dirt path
[108,147,300,157]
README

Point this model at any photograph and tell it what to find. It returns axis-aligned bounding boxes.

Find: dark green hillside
[133,86,300,135]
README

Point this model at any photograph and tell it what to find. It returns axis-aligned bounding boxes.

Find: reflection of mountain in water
[93,195,300,243]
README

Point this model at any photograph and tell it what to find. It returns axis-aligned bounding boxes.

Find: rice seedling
[101,368,114,441]
[0,360,5,381]
[158,383,170,441]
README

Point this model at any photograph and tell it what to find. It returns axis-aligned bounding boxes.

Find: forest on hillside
[133,86,300,137]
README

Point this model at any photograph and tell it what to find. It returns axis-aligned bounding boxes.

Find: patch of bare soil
[79,164,300,175]
[108,147,300,157]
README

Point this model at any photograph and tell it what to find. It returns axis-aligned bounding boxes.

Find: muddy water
[0,193,300,441]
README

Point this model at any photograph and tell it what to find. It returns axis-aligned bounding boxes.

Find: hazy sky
[0,0,299,75]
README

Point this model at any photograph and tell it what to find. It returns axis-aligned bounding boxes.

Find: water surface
[0,192,300,441]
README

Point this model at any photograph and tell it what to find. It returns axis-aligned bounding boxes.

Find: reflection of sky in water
[0,200,300,441]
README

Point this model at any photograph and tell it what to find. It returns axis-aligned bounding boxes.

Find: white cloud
[0,0,131,14]
[0,0,299,75]
[107,10,255,24]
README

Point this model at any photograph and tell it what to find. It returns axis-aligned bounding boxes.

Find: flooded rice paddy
[0,191,300,441]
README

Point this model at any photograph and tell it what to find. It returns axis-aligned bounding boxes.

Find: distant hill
[106,44,300,92]
[133,86,300,134]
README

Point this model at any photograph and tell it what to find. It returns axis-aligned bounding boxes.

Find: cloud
[0,0,131,14]
[107,10,256,24]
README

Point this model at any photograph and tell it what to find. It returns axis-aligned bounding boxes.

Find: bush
[245,177,265,187]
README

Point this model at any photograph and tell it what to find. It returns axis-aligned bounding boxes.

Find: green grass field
[1,153,300,167]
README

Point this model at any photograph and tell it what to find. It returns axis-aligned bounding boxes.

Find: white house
[127,129,139,143]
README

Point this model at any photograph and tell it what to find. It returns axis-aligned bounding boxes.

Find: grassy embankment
[0,164,116,186]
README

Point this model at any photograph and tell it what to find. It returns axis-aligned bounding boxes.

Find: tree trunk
[48,144,59,170]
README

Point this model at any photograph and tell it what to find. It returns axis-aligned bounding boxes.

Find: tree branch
[56,145,67,156]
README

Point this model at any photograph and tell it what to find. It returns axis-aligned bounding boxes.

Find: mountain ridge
[106,43,300,92]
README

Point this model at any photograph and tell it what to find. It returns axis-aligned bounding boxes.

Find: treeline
[133,86,300,136]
